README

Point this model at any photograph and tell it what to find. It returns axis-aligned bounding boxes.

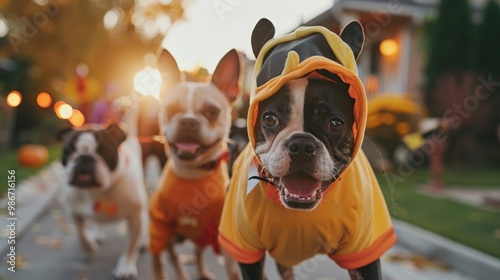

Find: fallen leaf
[384,253,406,262]
[17,256,29,269]
[35,235,48,246]
[49,236,62,249]
[51,209,63,220]
[31,223,42,233]
[61,224,76,235]
[410,254,450,271]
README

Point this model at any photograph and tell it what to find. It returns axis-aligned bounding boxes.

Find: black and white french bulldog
[150,49,242,280]
[254,78,355,210]
[234,19,388,280]
[58,123,148,279]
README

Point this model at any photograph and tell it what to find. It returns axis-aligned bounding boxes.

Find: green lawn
[378,168,500,259]
[0,144,61,195]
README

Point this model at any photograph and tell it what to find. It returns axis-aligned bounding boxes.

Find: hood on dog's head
[248,18,367,173]
[157,48,243,105]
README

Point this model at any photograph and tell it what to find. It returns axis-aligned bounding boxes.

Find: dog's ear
[57,127,74,142]
[104,123,127,145]
[157,48,182,91]
[211,49,242,104]
[340,21,364,61]
[252,18,275,58]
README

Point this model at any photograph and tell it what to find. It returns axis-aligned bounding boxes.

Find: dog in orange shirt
[149,48,242,280]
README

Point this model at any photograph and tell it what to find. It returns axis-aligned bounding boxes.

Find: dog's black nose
[179,118,200,130]
[74,155,95,172]
[286,134,317,160]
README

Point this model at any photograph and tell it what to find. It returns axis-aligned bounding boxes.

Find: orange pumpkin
[18,144,49,168]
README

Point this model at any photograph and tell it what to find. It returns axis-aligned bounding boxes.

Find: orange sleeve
[329,227,397,269]
[218,233,265,264]
[148,190,174,255]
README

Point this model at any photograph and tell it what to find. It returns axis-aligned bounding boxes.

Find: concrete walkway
[0,162,65,256]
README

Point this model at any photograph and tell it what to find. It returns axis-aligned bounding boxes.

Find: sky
[162,0,335,72]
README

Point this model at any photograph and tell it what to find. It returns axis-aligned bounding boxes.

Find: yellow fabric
[219,145,396,268]
[282,51,300,75]
[149,161,228,255]
[219,24,396,269]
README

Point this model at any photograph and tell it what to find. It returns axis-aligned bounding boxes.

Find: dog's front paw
[79,236,99,254]
[112,259,138,280]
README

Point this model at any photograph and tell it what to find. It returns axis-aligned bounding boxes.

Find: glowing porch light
[6,91,22,107]
[379,39,398,57]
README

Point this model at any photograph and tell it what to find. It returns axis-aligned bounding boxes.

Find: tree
[475,0,500,165]
[2,0,186,91]
[424,0,476,91]
[0,0,187,146]
[477,0,500,81]
[422,0,478,189]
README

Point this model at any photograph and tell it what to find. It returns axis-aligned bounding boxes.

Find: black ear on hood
[157,48,182,94]
[211,49,242,104]
[252,18,275,58]
[340,21,365,61]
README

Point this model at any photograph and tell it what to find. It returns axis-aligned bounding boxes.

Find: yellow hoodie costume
[149,160,228,255]
[218,26,397,269]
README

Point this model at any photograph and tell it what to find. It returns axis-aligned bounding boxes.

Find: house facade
[302,0,486,99]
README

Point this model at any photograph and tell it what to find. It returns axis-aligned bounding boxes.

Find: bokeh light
[36,92,52,108]
[0,15,8,38]
[134,67,161,99]
[53,100,65,112]
[379,39,398,57]
[69,109,85,127]
[6,91,22,107]
[104,8,120,30]
[56,103,73,119]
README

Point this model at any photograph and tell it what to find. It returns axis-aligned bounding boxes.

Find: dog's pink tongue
[175,143,200,153]
[77,174,91,181]
[280,172,320,197]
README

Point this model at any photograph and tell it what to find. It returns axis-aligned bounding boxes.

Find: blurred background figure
[90,81,122,124]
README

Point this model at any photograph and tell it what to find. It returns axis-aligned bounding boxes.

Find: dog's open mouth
[70,172,100,188]
[169,139,222,161]
[276,171,326,210]
[170,142,203,160]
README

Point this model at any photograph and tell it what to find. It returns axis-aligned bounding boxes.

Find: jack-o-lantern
[18,144,49,168]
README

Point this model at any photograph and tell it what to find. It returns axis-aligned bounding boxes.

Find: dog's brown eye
[263,113,279,127]
[204,106,220,120]
[327,118,344,132]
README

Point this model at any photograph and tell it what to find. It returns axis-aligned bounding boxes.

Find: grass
[378,168,500,259]
[0,144,61,195]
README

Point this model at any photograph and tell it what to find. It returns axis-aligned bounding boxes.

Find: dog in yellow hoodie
[149,49,242,280]
[218,19,397,280]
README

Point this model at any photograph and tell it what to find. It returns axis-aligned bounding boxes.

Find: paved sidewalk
[0,162,64,256]
[416,184,500,212]
[444,187,500,211]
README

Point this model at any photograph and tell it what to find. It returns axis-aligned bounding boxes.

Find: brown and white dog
[59,123,148,279]
[148,49,242,280]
